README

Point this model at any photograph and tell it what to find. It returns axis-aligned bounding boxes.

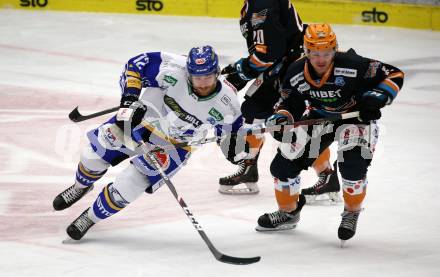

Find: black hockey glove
[266,111,295,142]
[358,90,388,122]
[221,58,260,91]
[115,97,147,133]
[218,132,249,165]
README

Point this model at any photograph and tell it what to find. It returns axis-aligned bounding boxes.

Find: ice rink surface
[1,9,440,277]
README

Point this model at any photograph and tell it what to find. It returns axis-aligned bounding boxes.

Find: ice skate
[66,208,95,241]
[302,161,341,205]
[53,184,94,211]
[338,209,361,246]
[256,194,306,231]
[219,158,259,195]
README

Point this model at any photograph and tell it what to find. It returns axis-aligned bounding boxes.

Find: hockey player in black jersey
[256,23,404,244]
[219,0,339,196]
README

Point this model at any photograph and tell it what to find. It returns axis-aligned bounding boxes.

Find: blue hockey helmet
[186,46,219,76]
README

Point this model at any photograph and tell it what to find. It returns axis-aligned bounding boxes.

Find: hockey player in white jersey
[52,46,244,240]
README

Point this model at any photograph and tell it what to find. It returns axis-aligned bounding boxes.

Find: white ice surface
[0,10,440,277]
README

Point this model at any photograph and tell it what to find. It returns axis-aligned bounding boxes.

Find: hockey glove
[358,90,388,122]
[266,110,295,142]
[115,99,147,135]
[221,58,260,91]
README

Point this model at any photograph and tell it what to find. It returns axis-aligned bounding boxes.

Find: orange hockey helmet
[303,23,338,52]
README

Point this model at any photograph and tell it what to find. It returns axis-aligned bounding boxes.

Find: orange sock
[274,177,301,212]
[312,147,331,173]
[342,178,367,211]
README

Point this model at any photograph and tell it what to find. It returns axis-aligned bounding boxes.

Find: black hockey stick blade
[215,253,261,265]
[68,106,119,122]
[68,106,82,122]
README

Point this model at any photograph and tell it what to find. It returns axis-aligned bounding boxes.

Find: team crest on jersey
[335,76,345,86]
[151,150,170,170]
[240,22,249,38]
[208,107,224,121]
[164,75,177,86]
[251,9,268,27]
[103,127,118,148]
[364,61,381,78]
[334,67,357,77]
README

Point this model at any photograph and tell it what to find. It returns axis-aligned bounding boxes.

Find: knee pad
[80,144,111,173]
[270,152,302,180]
[112,164,151,203]
[338,148,370,180]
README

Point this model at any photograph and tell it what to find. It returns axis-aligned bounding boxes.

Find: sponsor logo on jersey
[208,107,224,122]
[335,76,345,86]
[223,79,237,93]
[220,95,231,106]
[206,117,216,125]
[164,95,203,128]
[298,82,310,93]
[290,72,304,87]
[309,89,342,102]
[164,75,177,86]
[334,67,357,77]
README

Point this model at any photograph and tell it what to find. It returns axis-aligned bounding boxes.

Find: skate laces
[74,210,94,232]
[268,211,290,224]
[224,161,247,179]
[340,210,360,231]
[61,185,86,204]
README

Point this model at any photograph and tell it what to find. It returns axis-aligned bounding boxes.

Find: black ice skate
[338,209,361,246]
[66,208,95,241]
[256,194,306,231]
[301,161,341,204]
[53,184,94,211]
[218,158,259,195]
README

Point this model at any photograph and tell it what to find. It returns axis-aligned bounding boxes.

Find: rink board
[1,0,439,31]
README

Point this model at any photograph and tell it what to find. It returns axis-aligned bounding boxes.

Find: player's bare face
[191,73,217,96]
[308,49,335,76]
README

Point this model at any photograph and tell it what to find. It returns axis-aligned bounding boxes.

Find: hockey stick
[69,106,119,122]
[243,111,360,136]
[151,112,359,152]
[141,143,261,265]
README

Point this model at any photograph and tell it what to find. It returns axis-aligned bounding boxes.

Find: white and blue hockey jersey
[87,51,243,193]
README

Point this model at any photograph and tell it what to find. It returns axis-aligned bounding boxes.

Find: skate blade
[62,237,79,244]
[255,224,297,232]
[219,183,259,195]
[340,240,347,248]
[305,192,342,206]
